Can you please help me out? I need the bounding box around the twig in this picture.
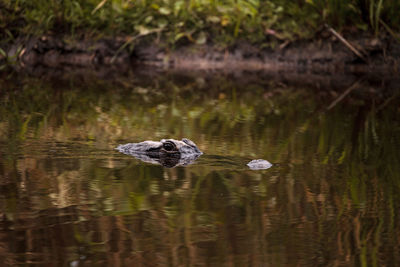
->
[380,19,400,42]
[327,78,364,110]
[325,24,368,63]
[111,28,164,63]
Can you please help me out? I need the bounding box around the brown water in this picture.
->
[0,69,399,266]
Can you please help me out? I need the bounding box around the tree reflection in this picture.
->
[0,70,399,266]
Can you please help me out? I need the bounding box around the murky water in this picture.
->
[0,69,399,266]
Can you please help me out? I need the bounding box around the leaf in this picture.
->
[174,32,187,41]
[5,29,14,40]
[151,4,160,10]
[221,17,230,26]
[174,0,185,15]
[375,0,383,33]
[135,25,151,35]
[159,7,171,15]
[157,18,168,28]
[144,16,153,24]
[92,0,108,14]
[207,16,220,24]
[0,48,6,58]
[195,31,207,45]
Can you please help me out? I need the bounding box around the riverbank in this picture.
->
[2,31,399,72]
[1,1,399,72]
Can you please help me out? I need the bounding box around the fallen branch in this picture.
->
[325,24,368,63]
[380,19,400,42]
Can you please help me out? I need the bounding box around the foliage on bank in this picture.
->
[1,0,400,48]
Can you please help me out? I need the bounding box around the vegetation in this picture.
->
[1,0,399,48]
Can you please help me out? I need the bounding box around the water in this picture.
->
[0,69,399,266]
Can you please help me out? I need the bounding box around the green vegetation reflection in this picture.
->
[0,72,399,265]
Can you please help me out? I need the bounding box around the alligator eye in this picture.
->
[163,142,175,152]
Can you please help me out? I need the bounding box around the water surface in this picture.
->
[0,69,399,266]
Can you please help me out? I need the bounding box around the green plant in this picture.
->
[0,0,399,49]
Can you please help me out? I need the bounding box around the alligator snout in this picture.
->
[116,138,202,167]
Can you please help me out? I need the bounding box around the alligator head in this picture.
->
[116,138,202,167]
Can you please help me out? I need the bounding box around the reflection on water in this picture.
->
[0,69,399,266]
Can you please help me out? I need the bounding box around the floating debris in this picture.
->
[247,159,272,170]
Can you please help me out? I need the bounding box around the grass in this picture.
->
[0,0,399,47]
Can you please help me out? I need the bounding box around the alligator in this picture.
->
[116,138,203,168]
[116,138,272,170]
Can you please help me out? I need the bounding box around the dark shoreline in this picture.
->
[3,58,399,98]
[2,33,400,73]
